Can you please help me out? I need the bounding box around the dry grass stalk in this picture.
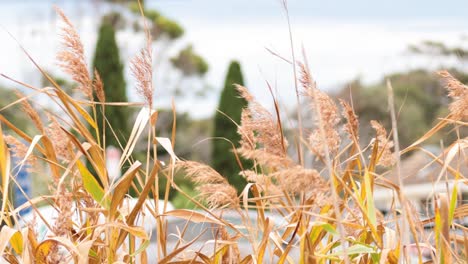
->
[197,183,239,209]
[437,193,453,263]
[237,109,256,151]
[46,114,72,163]
[15,91,44,134]
[93,69,105,102]
[4,135,36,169]
[52,187,73,237]
[240,170,265,186]
[299,63,341,158]
[178,161,239,208]
[438,70,468,121]
[131,48,153,107]
[299,61,351,264]
[77,188,100,229]
[55,7,92,99]
[4,5,468,263]
[370,120,395,167]
[340,99,359,141]
[240,170,281,195]
[47,186,74,263]
[238,147,294,170]
[274,166,328,195]
[236,85,290,167]
[308,128,340,158]
[218,226,240,263]
[178,160,227,184]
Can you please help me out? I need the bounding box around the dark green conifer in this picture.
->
[92,21,129,149]
[212,61,248,193]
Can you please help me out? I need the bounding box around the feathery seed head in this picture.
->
[178,161,239,208]
[15,92,44,134]
[93,69,105,102]
[46,115,72,163]
[131,48,153,107]
[340,99,359,140]
[300,62,341,157]
[236,85,289,165]
[4,135,36,170]
[275,166,328,194]
[438,70,468,120]
[55,7,93,98]
[371,120,395,167]
[196,183,239,209]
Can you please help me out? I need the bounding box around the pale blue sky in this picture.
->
[147,0,468,20]
[1,0,467,117]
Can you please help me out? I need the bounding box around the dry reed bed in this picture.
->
[0,6,467,264]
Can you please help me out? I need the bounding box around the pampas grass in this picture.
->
[0,6,466,264]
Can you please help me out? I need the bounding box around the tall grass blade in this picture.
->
[109,161,142,219]
[76,160,108,208]
[0,226,22,255]
[0,124,11,226]
[119,107,156,169]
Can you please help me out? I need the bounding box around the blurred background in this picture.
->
[1,0,467,209]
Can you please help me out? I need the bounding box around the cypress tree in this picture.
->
[212,61,248,193]
[92,21,129,149]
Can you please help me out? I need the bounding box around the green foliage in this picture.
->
[92,21,130,149]
[127,3,183,40]
[0,86,31,134]
[102,11,127,31]
[128,2,159,21]
[171,181,198,209]
[126,2,207,98]
[340,69,468,147]
[41,73,74,93]
[212,61,248,193]
[127,2,141,13]
[409,39,468,59]
[154,16,184,40]
[144,9,160,22]
[171,45,209,76]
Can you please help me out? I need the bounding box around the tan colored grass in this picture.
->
[93,69,105,102]
[236,85,291,168]
[15,91,44,134]
[274,165,328,195]
[240,170,281,196]
[177,161,239,208]
[299,63,341,158]
[371,120,396,167]
[55,6,92,99]
[2,6,468,264]
[4,135,36,169]
[46,114,72,163]
[340,99,359,141]
[197,183,239,209]
[438,70,468,121]
[131,48,153,107]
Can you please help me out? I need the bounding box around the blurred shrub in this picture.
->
[171,45,209,76]
[212,61,249,193]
